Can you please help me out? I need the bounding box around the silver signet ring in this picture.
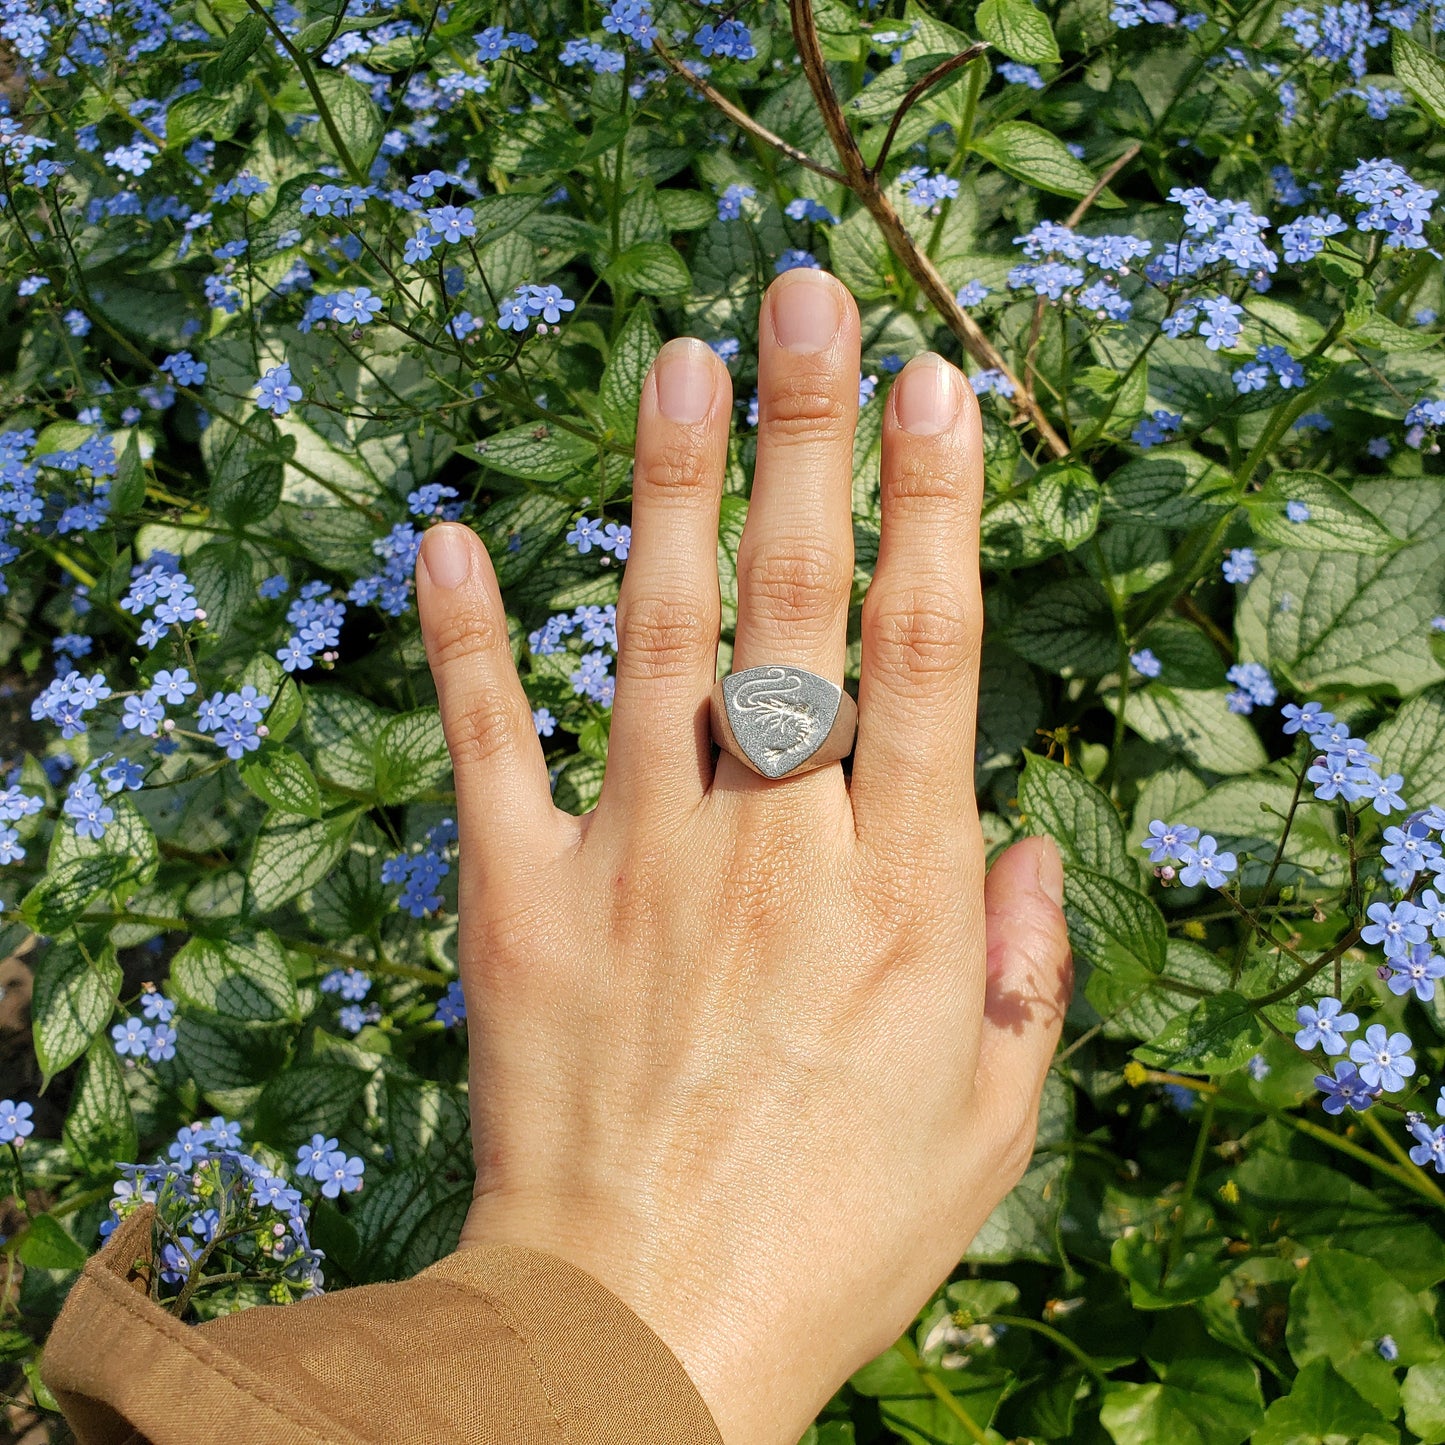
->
[710,665,858,780]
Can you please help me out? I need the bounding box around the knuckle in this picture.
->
[444,691,528,772]
[635,435,712,499]
[741,540,849,625]
[884,448,979,514]
[864,587,978,682]
[427,605,506,674]
[616,592,716,681]
[760,373,852,438]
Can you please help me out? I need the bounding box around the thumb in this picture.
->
[971,835,1072,1142]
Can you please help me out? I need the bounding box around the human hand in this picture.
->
[415,268,1071,1445]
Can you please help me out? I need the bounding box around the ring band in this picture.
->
[710,664,858,779]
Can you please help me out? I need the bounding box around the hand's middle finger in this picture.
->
[717,269,860,796]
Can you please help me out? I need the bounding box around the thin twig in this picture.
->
[868,45,989,180]
[785,0,1070,457]
[650,38,847,184]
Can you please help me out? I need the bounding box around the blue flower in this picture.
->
[1286,500,1311,522]
[1306,753,1371,804]
[1176,835,1237,888]
[1349,1024,1415,1092]
[1141,820,1201,864]
[567,516,606,554]
[1130,648,1162,677]
[717,183,755,222]
[1222,548,1256,584]
[319,1150,365,1198]
[1386,944,1445,1002]
[775,249,820,273]
[295,1134,339,1181]
[1281,701,1333,735]
[112,1016,153,1059]
[1361,900,1427,959]
[999,61,1045,88]
[1294,995,1357,1055]
[435,979,467,1026]
[533,707,557,738]
[955,280,989,307]
[1417,889,1445,940]
[0,1100,35,1144]
[255,363,303,416]
[1315,1060,1376,1114]
[1409,1121,1445,1174]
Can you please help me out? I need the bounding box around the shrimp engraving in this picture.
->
[733,667,820,765]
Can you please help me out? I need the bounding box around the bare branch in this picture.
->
[1065,142,1141,227]
[787,0,1069,457]
[651,37,847,185]
[868,44,990,181]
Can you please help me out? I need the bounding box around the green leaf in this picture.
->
[475,492,575,587]
[1237,480,1445,692]
[1133,990,1264,1074]
[1100,1350,1264,1445]
[999,577,1119,676]
[62,1038,137,1171]
[374,708,451,804]
[1256,1359,1398,1445]
[170,931,299,1022]
[973,121,1113,201]
[305,821,391,938]
[1404,1360,1445,1443]
[1029,462,1102,550]
[599,303,661,443]
[1244,472,1397,555]
[31,942,122,1083]
[239,746,323,819]
[1018,753,1131,879]
[313,69,384,172]
[1393,31,1445,126]
[164,85,252,147]
[1110,1232,1227,1309]
[16,1214,89,1272]
[1103,451,1236,529]
[348,1160,473,1281]
[1232,1149,1445,1291]
[467,422,596,484]
[176,1013,290,1111]
[603,241,692,297]
[247,809,361,914]
[1287,1249,1444,1416]
[976,0,1059,62]
[302,688,388,793]
[966,1071,1072,1264]
[254,1060,373,1143]
[1064,867,1167,975]
[203,12,268,91]
[110,431,146,515]
[1348,310,1440,353]
[1116,686,1269,776]
[1368,683,1445,809]
[21,855,128,934]
[383,1075,472,1166]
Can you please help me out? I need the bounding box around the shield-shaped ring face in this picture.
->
[720,665,843,779]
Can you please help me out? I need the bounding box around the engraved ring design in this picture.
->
[710,664,859,780]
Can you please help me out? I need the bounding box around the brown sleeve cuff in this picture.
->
[42,1205,724,1445]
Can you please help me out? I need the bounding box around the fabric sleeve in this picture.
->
[41,1204,724,1445]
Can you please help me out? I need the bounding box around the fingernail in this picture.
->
[769,270,843,354]
[1037,838,1065,909]
[422,524,472,590]
[655,338,716,423]
[894,354,961,435]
